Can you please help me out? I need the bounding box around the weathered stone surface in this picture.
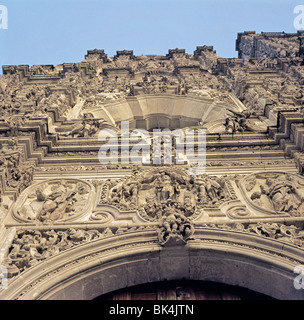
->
[0,31,304,300]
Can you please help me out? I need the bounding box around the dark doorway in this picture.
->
[94,280,275,300]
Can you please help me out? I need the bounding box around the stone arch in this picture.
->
[1,228,304,300]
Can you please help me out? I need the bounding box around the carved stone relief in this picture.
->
[158,212,195,246]
[2,220,303,281]
[239,172,304,217]
[3,228,113,278]
[99,169,235,222]
[205,222,304,249]
[58,113,117,139]
[0,145,34,204]
[13,179,94,224]
[1,33,304,299]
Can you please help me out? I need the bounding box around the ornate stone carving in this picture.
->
[3,228,105,277]
[6,116,25,137]
[224,110,251,133]
[224,109,267,134]
[13,179,94,223]
[59,114,116,138]
[1,34,304,300]
[0,146,34,202]
[4,220,303,281]
[158,212,194,246]
[206,222,304,249]
[2,225,159,279]
[89,211,114,223]
[226,205,251,219]
[100,169,234,222]
[240,172,304,216]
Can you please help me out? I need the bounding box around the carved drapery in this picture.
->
[240,172,304,217]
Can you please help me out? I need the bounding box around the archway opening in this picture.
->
[94,280,276,301]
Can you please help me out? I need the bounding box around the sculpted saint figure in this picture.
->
[249,174,304,216]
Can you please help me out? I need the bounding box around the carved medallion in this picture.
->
[100,168,233,222]
[240,172,304,217]
[13,179,94,223]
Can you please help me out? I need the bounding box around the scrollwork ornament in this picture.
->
[89,211,113,223]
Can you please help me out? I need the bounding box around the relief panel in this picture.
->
[239,172,304,217]
[12,179,95,224]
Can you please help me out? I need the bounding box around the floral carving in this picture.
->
[3,228,109,278]
[207,222,304,249]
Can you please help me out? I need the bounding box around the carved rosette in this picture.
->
[13,179,94,224]
[239,172,304,217]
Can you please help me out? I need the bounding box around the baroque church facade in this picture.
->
[0,31,304,299]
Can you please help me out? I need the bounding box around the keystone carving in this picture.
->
[157,212,195,246]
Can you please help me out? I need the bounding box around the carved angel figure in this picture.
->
[36,186,77,222]
[16,180,91,223]
[157,212,194,245]
[246,173,304,216]
[224,110,251,133]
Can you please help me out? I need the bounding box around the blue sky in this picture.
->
[0,0,302,69]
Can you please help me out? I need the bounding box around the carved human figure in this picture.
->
[248,174,304,216]
[264,178,301,214]
[111,177,140,207]
[154,172,175,202]
[36,185,77,222]
[195,176,225,204]
[16,180,92,223]
[183,191,194,215]
[224,110,251,133]
[61,115,109,138]
[157,211,194,245]
[144,197,159,219]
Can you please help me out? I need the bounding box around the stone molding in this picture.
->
[0,226,303,300]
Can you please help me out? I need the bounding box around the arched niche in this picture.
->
[84,94,236,130]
